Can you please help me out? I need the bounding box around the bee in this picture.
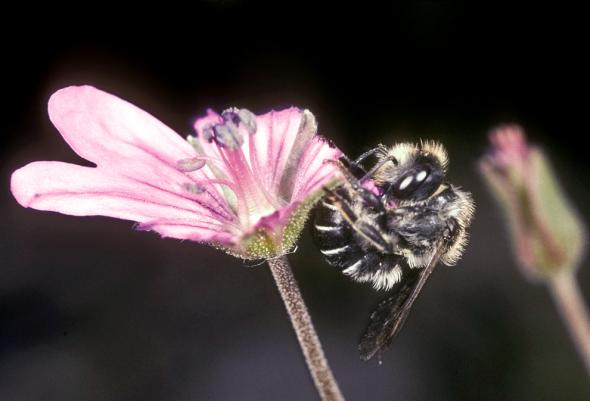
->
[312,141,474,361]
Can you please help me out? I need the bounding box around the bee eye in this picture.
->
[389,165,443,201]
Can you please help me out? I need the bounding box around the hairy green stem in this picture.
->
[548,272,590,375]
[267,256,345,401]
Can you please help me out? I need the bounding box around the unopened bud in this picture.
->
[480,125,586,281]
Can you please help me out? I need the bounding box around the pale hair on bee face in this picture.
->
[372,140,449,186]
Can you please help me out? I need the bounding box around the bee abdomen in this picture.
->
[313,227,364,270]
[342,253,404,291]
[313,198,363,270]
[313,196,406,290]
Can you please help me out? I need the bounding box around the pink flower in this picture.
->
[479,125,586,280]
[11,86,342,259]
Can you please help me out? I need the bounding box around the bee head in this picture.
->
[374,141,448,201]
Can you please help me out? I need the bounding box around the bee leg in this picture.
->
[340,154,368,177]
[355,146,385,164]
[359,151,398,182]
[341,146,386,168]
[326,159,365,189]
[339,146,394,182]
[349,146,387,166]
[324,159,385,213]
[324,187,396,254]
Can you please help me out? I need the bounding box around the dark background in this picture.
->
[2,2,589,400]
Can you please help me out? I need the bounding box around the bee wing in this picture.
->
[358,272,421,361]
[358,245,445,361]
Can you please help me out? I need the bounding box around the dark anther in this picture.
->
[201,107,257,150]
[222,107,257,135]
[221,107,240,125]
[236,108,257,134]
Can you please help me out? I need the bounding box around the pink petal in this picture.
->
[290,136,342,201]
[245,108,310,194]
[11,161,236,243]
[49,86,195,169]
[247,201,301,235]
[48,86,233,218]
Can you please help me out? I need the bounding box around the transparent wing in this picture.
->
[358,245,445,361]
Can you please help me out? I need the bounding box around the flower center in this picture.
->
[204,108,257,149]
[181,108,280,229]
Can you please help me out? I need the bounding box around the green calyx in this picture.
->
[215,179,341,261]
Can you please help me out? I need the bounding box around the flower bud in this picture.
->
[479,125,586,281]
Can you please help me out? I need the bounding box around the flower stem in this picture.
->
[267,256,345,401]
[548,272,590,375]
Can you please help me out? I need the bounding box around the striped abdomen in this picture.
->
[311,188,403,290]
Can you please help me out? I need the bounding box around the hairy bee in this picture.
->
[312,141,474,360]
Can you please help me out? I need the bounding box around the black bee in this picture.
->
[312,141,474,361]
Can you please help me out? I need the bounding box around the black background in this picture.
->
[2,2,590,400]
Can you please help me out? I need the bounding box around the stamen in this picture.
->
[202,124,215,143]
[221,108,240,124]
[222,107,257,135]
[183,182,206,194]
[236,108,257,134]
[214,121,243,149]
[205,178,239,216]
[193,178,238,193]
[184,137,230,170]
[176,157,206,172]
